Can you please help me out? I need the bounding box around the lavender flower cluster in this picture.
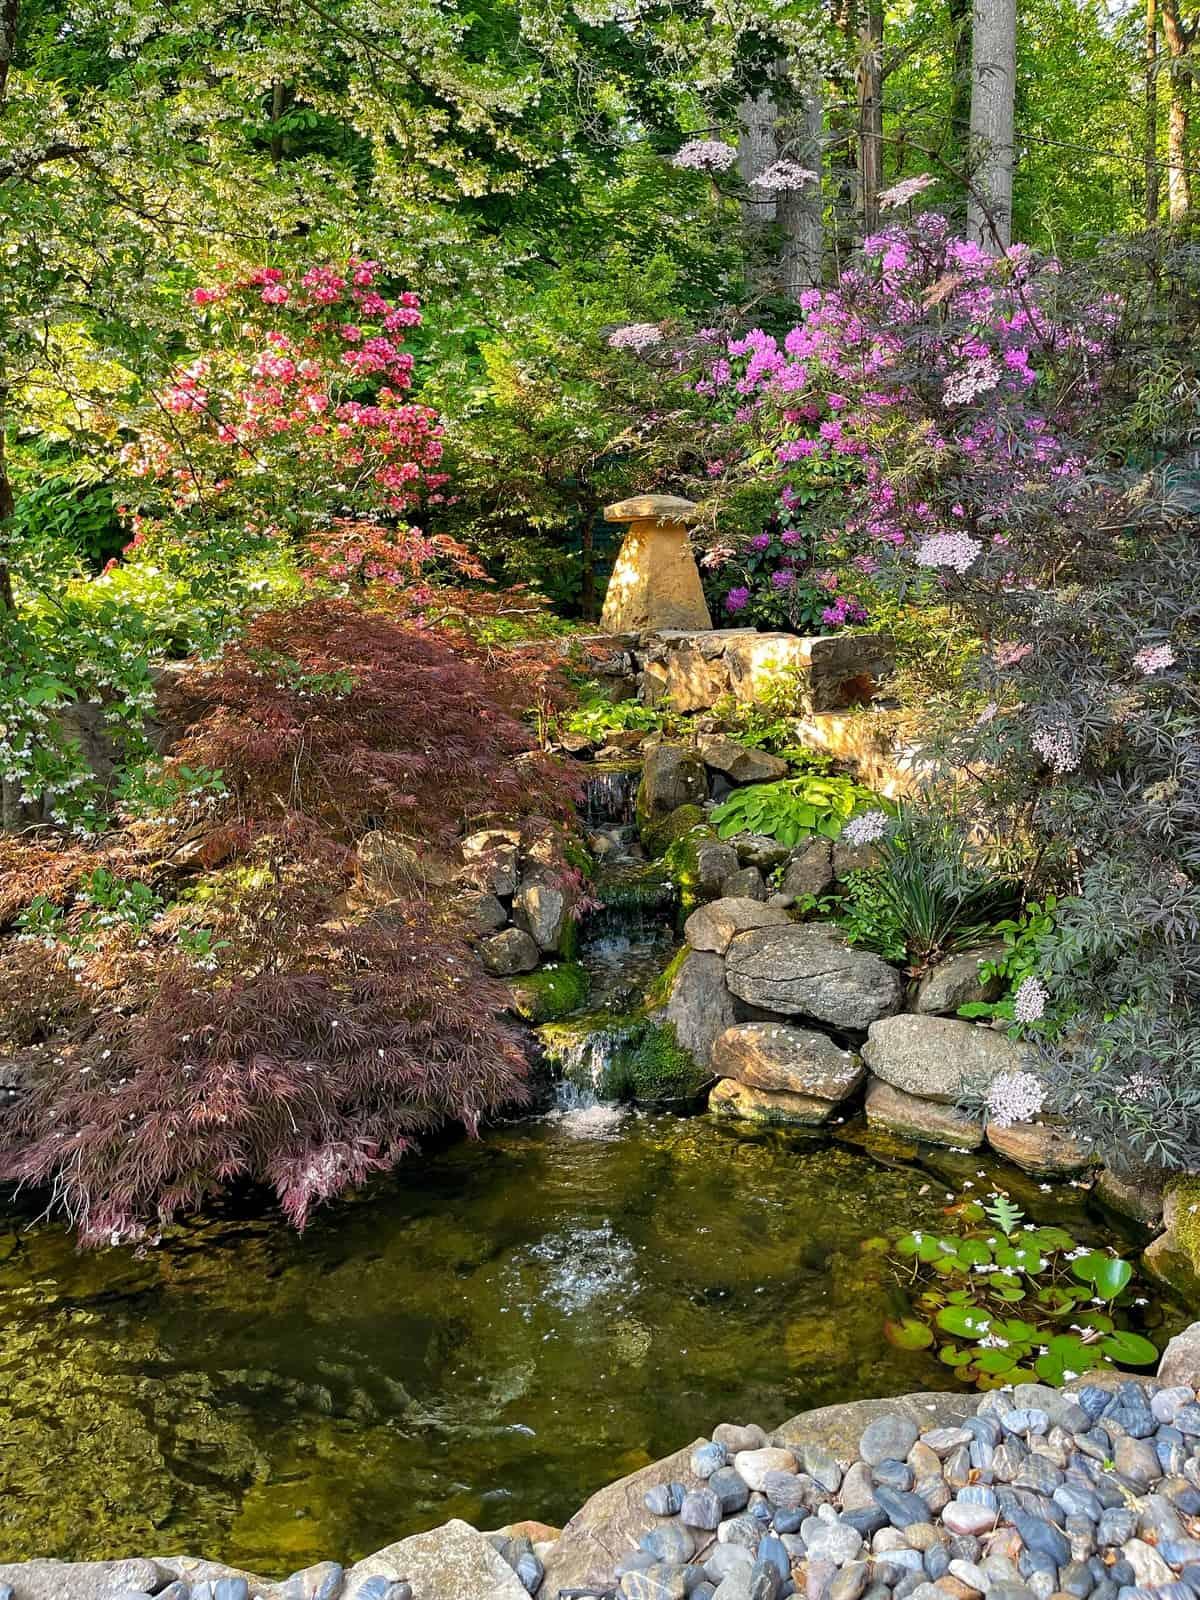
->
[985,1068,1046,1127]
[672,140,739,173]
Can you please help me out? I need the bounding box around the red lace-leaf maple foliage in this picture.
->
[0,898,530,1246]
[161,597,576,856]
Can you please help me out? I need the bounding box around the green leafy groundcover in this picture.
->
[709,775,883,848]
[870,1192,1159,1389]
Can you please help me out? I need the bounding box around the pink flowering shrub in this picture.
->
[120,258,453,588]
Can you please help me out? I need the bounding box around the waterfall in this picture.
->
[582,763,640,827]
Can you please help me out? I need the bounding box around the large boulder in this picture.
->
[637,743,708,821]
[699,736,788,785]
[862,1013,1030,1101]
[345,1518,528,1600]
[864,1078,985,1149]
[914,943,1005,1016]
[653,949,736,1068]
[709,1076,838,1127]
[724,924,903,1030]
[772,1390,976,1456]
[685,896,792,955]
[537,1437,711,1597]
[720,864,767,901]
[985,1119,1093,1176]
[1095,1166,1165,1228]
[712,1022,863,1102]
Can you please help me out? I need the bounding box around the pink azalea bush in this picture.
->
[120,259,453,588]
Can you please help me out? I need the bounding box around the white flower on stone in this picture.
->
[986,1068,1045,1127]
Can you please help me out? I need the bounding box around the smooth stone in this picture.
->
[1153,1388,1196,1425]
[1054,1487,1102,1523]
[842,1464,878,1512]
[805,1521,865,1566]
[716,1424,770,1454]
[803,1445,844,1495]
[712,1572,754,1600]
[916,1478,951,1516]
[958,1488,998,1509]
[696,1443,732,1478]
[924,1548,951,1581]
[764,1472,811,1511]
[944,1505,1001,1538]
[214,1585,250,1600]
[281,1563,345,1600]
[642,1524,697,1565]
[515,1551,543,1595]
[923,1429,974,1457]
[1113,1439,1161,1487]
[844,1508,889,1539]
[906,1525,942,1552]
[1122,1543,1174,1587]
[1065,1517,1095,1563]
[774,1509,806,1535]
[712,1467,753,1514]
[874,1462,916,1492]
[1010,1509,1071,1562]
[807,1558,837,1600]
[737,1449,800,1493]
[750,1564,782,1600]
[909,1443,943,1480]
[1059,1563,1093,1598]
[950,1562,990,1592]
[719,1515,763,1553]
[684,1489,725,1530]
[875,1488,933,1529]
[623,1567,689,1600]
[886,1554,931,1575]
[1028,1577,1055,1600]
[831,1565,871,1600]
[708,1546,756,1582]
[1097,1511,1137,1547]
[647,1482,689,1515]
[861,1418,922,1467]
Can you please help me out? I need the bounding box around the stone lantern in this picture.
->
[599,494,713,635]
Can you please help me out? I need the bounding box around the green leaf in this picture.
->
[975,1346,1023,1374]
[1071,1253,1133,1299]
[935,1305,995,1340]
[884,1317,935,1350]
[938,1344,974,1367]
[1099,1329,1158,1366]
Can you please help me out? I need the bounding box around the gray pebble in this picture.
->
[711,1467,752,1515]
[683,1488,725,1530]
[280,1564,345,1600]
[642,1522,696,1564]
[695,1442,731,1478]
[861,1418,920,1467]
[646,1481,688,1515]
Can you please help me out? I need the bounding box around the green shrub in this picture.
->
[710,775,881,847]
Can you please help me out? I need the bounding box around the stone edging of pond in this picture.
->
[6,1322,1200,1600]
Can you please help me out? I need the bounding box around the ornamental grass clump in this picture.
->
[876,1192,1160,1389]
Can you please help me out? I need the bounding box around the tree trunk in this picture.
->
[579,505,597,623]
[856,0,884,231]
[1146,0,1161,223]
[776,75,825,294]
[966,0,1017,248]
[948,0,973,165]
[0,0,18,613]
[737,89,778,223]
[1162,0,1192,222]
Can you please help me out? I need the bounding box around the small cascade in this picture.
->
[582,763,640,829]
[543,1018,643,1110]
[580,862,678,1011]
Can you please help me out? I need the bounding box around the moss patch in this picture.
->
[643,945,688,1012]
[641,804,706,859]
[509,962,590,1023]
[1166,1174,1200,1270]
[539,1011,709,1103]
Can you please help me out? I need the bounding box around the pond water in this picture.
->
[0,1110,1182,1578]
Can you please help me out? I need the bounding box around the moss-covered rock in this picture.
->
[640,803,706,860]
[539,1012,709,1103]
[509,962,590,1023]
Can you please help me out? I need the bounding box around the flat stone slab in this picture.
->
[684,896,792,955]
[865,1077,985,1149]
[537,1437,711,1596]
[862,1013,1030,1102]
[345,1517,528,1599]
[771,1391,978,1457]
[709,1075,839,1127]
[712,1022,863,1100]
[725,923,903,1030]
[985,1118,1093,1176]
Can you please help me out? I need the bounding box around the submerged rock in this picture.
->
[709,1077,839,1128]
[984,1120,1093,1177]
[864,1079,985,1149]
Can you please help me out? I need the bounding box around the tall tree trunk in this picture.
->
[0,0,18,613]
[948,0,973,165]
[966,0,1017,248]
[1162,0,1192,222]
[856,0,884,231]
[776,75,825,294]
[737,89,778,223]
[1147,0,1161,223]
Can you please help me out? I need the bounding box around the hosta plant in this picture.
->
[710,775,882,847]
[875,1192,1159,1389]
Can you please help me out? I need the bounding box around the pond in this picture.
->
[0,1110,1182,1578]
